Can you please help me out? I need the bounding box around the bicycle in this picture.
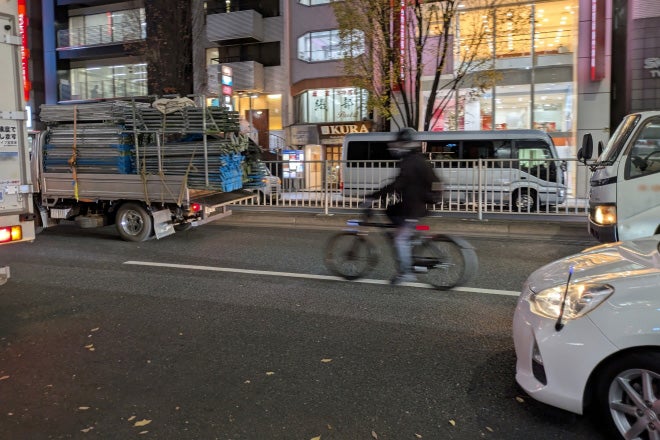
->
[323,214,478,289]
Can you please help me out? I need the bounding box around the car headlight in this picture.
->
[592,205,617,225]
[530,283,614,320]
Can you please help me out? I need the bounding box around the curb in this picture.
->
[222,209,594,242]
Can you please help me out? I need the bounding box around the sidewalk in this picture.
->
[223,208,595,242]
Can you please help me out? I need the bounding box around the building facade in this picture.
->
[27,0,660,177]
[204,0,287,152]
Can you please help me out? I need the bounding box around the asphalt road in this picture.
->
[0,221,605,440]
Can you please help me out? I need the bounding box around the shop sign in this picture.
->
[319,123,371,136]
[318,122,372,145]
[644,58,660,78]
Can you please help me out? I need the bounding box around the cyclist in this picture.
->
[362,127,441,285]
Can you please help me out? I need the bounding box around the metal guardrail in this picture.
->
[236,157,590,220]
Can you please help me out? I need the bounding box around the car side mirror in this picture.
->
[578,133,593,164]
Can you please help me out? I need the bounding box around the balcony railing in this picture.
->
[57,22,146,48]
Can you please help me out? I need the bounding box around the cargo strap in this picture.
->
[67,105,79,200]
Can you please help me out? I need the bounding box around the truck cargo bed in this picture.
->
[42,172,189,204]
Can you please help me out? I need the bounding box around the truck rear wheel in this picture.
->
[116,202,153,242]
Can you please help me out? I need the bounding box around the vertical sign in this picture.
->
[590,0,605,81]
[221,65,233,110]
[17,0,30,101]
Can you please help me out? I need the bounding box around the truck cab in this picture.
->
[578,111,660,242]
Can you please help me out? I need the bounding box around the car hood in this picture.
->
[528,235,660,293]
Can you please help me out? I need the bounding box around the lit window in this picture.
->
[297,30,364,62]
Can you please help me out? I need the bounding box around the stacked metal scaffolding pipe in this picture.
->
[38,100,247,190]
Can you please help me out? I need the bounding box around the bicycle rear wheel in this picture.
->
[324,232,377,280]
[413,237,478,289]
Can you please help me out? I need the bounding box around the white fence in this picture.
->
[239,158,590,219]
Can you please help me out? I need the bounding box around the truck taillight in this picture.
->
[0,226,22,243]
[190,203,201,213]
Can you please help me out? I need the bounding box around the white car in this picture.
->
[513,235,660,440]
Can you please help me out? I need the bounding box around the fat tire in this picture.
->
[324,232,377,280]
[592,351,660,440]
[116,202,153,242]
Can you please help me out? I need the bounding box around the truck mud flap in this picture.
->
[191,190,256,226]
[153,209,175,239]
[0,266,9,286]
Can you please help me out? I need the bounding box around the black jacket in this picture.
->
[370,152,438,220]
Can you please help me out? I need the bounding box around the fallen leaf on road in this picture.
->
[486,426,494,432]
[515,396,525,403]
[449,419,456,426]
[127,416,136,421]
[0,376,9,381]
[266,371,275,376]
[134,419,152,427]
[371,430,378,439]
[244,380,251,384]
[310,436,321,440]
[78,407,90,411]
[415,434,423,438]
[139,431,149,435]
[90,328,99,332]
[81,426,94,433]
[321,358,332,363]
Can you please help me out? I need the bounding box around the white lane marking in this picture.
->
[123,260,519,297]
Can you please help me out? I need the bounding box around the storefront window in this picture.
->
[533,82,573,132]
[495,84,531,129]
[295,88,368,123]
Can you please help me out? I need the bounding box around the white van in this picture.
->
[341,130,567,211]
[578,111,660,242]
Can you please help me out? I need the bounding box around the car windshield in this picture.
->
[599,114,641,163]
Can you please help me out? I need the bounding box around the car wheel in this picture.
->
[593,351,660,440]
[116,202,153,242]
[513,188,538,212]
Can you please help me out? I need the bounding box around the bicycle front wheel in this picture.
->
[324,232,377,280]
[413,237,477,289]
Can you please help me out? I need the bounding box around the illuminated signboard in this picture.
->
[17,0,30,101]
[590,0,605,81]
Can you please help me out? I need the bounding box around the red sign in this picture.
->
[590,0,605,81]
[18,0,30,101]
[221,85,232,96]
